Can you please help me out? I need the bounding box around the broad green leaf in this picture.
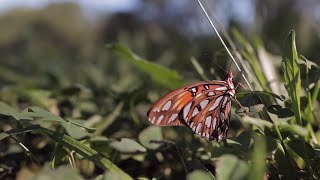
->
[61,121,88,140]
[247,135,266,180]
[282,30,301,124]
[187,170,214,180]
[138,126,163,150]
[0,101,31,120]
[39,127,133,180]
[286,139,315,159]
[27,106,65,123]
[274,142,297,180]
[110,138,147,154]
[33,164,83,180]
[90,136,112,154]
[216,154,249,180]
[103,171,122,180]
[66,118,96,133]
[237,91,285,102]
[267,105,294,122]
[107,43,184,89]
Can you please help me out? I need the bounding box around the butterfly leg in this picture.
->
[235,82,249,91]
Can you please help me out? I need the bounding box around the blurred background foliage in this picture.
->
[0,0,319,179]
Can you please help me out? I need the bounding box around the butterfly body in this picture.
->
[147,71,236,141]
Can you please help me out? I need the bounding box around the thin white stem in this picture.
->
[196,0,253,91]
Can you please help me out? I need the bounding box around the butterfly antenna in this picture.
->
[213,61,227,73]
[196,0,253,91]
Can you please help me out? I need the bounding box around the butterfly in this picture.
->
[147,71,244,141]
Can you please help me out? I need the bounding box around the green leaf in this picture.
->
[34,164,83,180]
[282,30,301,124]
[278,123,308,137]
[61,121,88,140]
[247,135,266,180]
[274,142,297,179]
[39,127,133,180]
[237,91,285,102]
[187,170,214,180]
[138,126,163,150]
[267,105,294,121]
[216,154,249,180]
[0,102,32,120]
[27,106,65,123]
[107,43,184,89]
[110,138,147,154]
[0,132,9,141]
[241,115,273,130]
[103,171,122,180]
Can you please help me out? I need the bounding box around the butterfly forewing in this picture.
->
[147,71,236,141]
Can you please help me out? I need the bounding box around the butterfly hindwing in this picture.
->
[182,88,232,141]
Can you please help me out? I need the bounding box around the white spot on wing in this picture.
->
[196,123,202,134]
[192,107,199,117]
[205,116,212,127]
[192,125,196,131]
[212,117,217,130]
[215,86,228,91]
[208,96,223,111]
[208,91,215,96]
[220,112,225,123]
[162,101,172,111]
[151,116,156,123]
[183,102,192,119]
[195,93,202,98]
[200,100,209,109]
[168,113,178,123]
[190,122,194,127]
[222,97,228,108]
[157,115,164,125]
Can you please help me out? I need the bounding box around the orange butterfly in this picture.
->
[147,71,243,141]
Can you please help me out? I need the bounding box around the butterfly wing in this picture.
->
[147,80,227,126]
[186,94,232,141]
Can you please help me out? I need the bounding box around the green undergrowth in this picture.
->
[1,30,320,180]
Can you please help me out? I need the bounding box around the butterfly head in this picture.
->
[224,71,234,81]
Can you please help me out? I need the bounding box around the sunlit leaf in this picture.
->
[187,170,214,180]
[61,121,88,140]
[216,154,249,180]
[138,126,163,150]
[39,127,133,180]
[110,138,147,154]
[0,101,32,120]
[107,43,184,89]
[27,106,65,123]
[274,142,297,179]
[247,135,266,180]
[282,30,301,124]
[32,164,83,180]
